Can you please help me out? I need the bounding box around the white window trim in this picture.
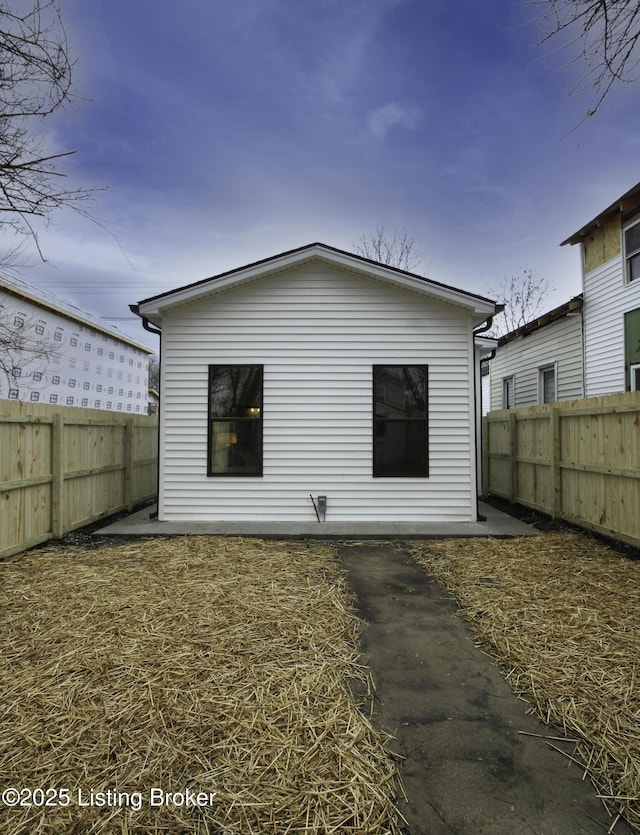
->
[631,363,640,391]
[623,216,640,284]
[538,362,558,404]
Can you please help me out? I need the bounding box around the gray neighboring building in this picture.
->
[561,181,640,396]
[489,296,584,410]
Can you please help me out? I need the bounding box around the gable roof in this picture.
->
[133,242,497,326]
[0,273,152,353]
[561,181,640,246]
[497,295,583,347]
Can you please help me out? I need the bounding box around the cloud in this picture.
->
[367,102,420,139]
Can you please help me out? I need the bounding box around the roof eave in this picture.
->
[136,243,497,320]
[561,181,640,246]
[1,278,153,353]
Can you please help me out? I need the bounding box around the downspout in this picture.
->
[472,307,503,521]
[130,304,162,519]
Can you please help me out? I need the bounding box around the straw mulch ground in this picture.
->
[410,533,640,834]
[0,537,403,834]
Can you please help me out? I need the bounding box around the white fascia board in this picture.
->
[137,245,496,323]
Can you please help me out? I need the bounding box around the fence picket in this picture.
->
[483,392,640,548]
[0,401,158,557]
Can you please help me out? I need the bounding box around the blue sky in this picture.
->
[19,0,640,350]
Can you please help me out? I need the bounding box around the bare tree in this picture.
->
[0,303,60,391]
[0,0,94,259]
[533,0,640,116]
[487,269,552,337]
[354,226,425,273]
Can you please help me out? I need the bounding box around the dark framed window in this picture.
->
[208,365,263,476]
[624,217,640,282]
[373,365,428,477]
[503,376,514,409]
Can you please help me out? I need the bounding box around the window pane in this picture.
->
[541,367,555,403]
[210,366,262,417]
[374,366,426,418]
[629,252,640,281]
[625,221,640,256]
[374,420,427,477]
[503,377,514,409]
[210,420,262,475]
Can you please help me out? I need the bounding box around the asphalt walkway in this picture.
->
[338,543,630,835]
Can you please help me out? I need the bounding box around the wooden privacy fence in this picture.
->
[483,391,640,549]
[0,400,158,558]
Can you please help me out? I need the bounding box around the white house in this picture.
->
[133,243,498,524]
[489,296,584,410]
[562,181,640,396]
[0,274,152,412]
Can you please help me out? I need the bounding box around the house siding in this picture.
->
[583,256,640,396]
[0,286,151,412]
[489,312,583,408]
[159,263,477,523]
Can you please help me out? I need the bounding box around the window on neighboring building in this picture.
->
[503,376,515,409]
[30,391,40,401]
[539,363,557,404]
[373,365,428,477]
[624,217,640,282]
[49,394,58,404]
[33,371,42,381]
[208,365,263,476]
[625,308,640,390]
[8,389,18,399]
[14,316,24,328]
[631,364,640,391]
[66,396,74,405]
[35,322,45,335]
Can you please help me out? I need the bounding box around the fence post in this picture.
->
[509,410,518,502]
[51,413,64,539]
[124,419,134,512]
[550,407,561,519]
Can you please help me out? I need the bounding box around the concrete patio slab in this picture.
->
[96,501,539,539]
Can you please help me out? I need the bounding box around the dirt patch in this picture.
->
[410,534,640,833]
[482,495,640,561]
[0,537,402,834]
